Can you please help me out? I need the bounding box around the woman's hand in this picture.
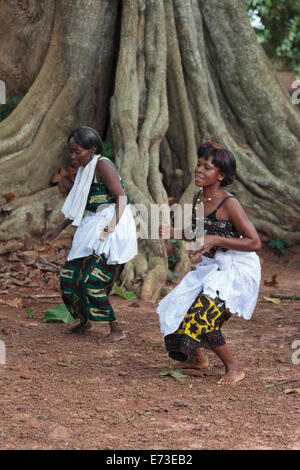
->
[99,225,115,242]
[42,227,62,245]
[190,235,217,262]
[42,219,72,245]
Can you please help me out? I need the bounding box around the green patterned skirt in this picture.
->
[164,293,232,362]
[60,254,124,323]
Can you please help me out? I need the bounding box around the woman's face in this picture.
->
[195,156,223,187]
[68,138,95,168]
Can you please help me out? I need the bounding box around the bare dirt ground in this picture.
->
[0,241,299,450]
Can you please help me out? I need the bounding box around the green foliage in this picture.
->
[167,272,180,281]
[0,97,19,122]
[268,238,290,256]
[102,140,114,158]
[168,239,183,269]
[168,254,178,266]
[159,369,187,379]
[244,0,300,75]
[26,308,34,319]
[112,284,137,300]
[43,304,76,323]
[170,238,184,248]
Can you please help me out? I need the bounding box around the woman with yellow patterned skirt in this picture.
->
[43,126,137,342]
[157,142,261,385]
[164,292,232,361]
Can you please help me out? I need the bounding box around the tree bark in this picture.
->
[1,0,300,299]
[0,0,119,194]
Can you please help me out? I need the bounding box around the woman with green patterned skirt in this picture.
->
[43,126,137,341]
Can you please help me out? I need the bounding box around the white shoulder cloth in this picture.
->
[61,154,100,226]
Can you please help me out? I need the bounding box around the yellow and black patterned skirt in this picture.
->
[60,254,124,323]
[164,293,232,362]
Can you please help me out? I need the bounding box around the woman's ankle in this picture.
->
[110,321,122,333]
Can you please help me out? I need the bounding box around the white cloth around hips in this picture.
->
[157,249,261,337]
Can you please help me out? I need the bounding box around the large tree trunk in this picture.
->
[1,0,300,300]
[0,0,119,190]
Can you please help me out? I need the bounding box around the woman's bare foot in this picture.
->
[69,320,92,334]
[217,366,245,385]
[211,344,245,385]
[103,331,126,342]
[175,349,209,369]
[103,321,126,343]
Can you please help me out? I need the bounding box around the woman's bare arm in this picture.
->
[195,198,261,255]
[96,159,127,231]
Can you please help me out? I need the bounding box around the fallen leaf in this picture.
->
[264,274,279,287]
[43,304,75,324]
[20,372,31,380]
[51,167,77,194]
[284,388,300,394]
[8,251,22,262]
[129,302,140,308]
[0,240,24,255]
[11,279,31,287]
[263,297,281,305]
[50,171,62,184]
[50,237,72,248]
[159,369,187,379]
[175,368,205,377]
[3,192,18,201]
[159,370,171,376]
[112,285,137,301]
[0,297,22,308]
[275,357,286,364]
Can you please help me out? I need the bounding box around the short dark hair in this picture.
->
[197,141,236,186]
[68,126,103,155]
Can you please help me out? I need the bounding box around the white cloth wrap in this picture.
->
[67,204,138,265]
[61,154,137,265]
[62,154,100,226]
[157,249,261,337]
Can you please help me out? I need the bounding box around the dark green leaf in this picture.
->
[42,304,76,324]
[26,309,34,319]
[159,369,187,379]
[113,285,137,301]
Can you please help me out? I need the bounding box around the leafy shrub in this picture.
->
[268,238,290,256]
[244,0,300,76]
